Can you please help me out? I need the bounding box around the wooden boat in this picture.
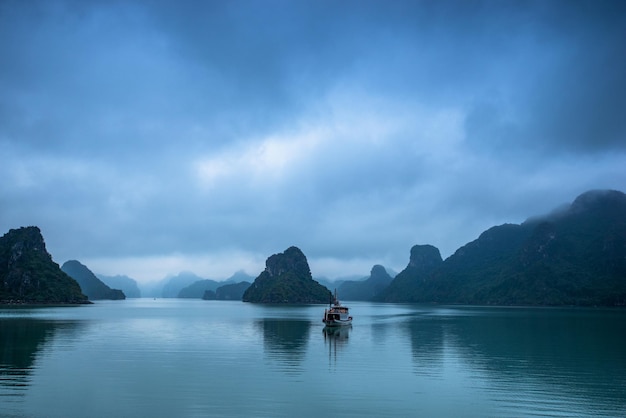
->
[322,289,352,327]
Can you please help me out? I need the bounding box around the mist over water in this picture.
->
[1,300,624,417]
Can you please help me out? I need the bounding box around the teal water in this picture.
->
[1,299,625,417]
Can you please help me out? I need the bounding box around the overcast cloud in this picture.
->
[1,0,625,282]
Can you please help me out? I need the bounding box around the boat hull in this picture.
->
[322,318,352,327]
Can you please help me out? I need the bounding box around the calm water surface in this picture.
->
[1,299,625,417]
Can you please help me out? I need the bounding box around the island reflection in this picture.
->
[256,318,311,374]
[403,307,626,412]
[0,318,80,399]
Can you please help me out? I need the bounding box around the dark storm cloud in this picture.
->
[4,0,622,155]
[462,0,626,154]
[1,0,625,280]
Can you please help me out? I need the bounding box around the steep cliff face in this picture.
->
[0,226,88,304]
[242,246,330,303]
[408,245,444,271]
[61,260,125,300]
[376,245,443,302]
[264,247,312,278]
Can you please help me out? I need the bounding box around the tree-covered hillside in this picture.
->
[376,245,443,302]
[378,190,626,306]
[0,227,88,304]
[243,246,330,303]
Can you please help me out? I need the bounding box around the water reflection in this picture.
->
[323,326,350,368]
[256,319,311,374]
[403,318,445,377]
[403,307,626,415]
[322,325,351,341]
[0,318,79,400]
[451,309,626,411]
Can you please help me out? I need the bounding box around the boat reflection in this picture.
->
[323,325,351,341]
[323,325,351,368]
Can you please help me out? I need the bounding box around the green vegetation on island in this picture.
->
[378,190,626,306]
[242,246,330,303]
[375,244,443,302]
[3,189,624,307]
[0,227,89,304]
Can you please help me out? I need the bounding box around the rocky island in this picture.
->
[0,226,89,304]
[242,246,330,303]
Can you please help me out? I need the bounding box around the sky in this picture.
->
[1,0,625,282]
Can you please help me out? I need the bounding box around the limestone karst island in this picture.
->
[1,189,625,306]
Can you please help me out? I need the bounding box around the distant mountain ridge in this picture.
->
[178,279,226,298]
[62,260,125,300]
[338,265,394,301]
[179,271,254,298]
[203,281,251,300]
[161,272,203,298]
[98,274,141,298]
[378,189,626,306]
[0,227,88,304]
